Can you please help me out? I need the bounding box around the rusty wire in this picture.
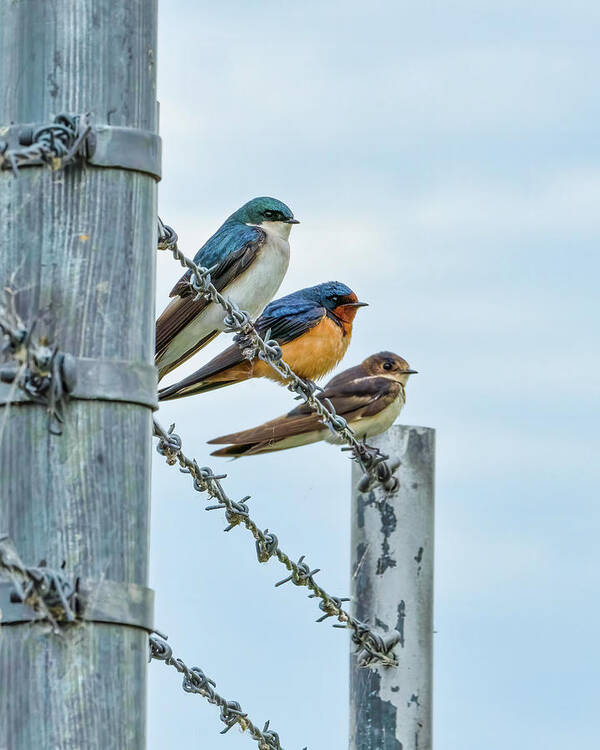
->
[153,418,399,668]
[157,220,398,493]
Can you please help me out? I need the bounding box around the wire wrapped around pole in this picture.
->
[0,286,76,434]
[0,113,91,175]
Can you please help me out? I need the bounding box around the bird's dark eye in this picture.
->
[264,210,275,218]
[383,361,394,370]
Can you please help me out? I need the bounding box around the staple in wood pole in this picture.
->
[350,425,435,750]
[0,2,158,748]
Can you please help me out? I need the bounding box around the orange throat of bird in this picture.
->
[331,304,359,332]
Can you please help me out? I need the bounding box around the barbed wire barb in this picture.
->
[149,632,306,750]
[0,286,76,434]
[153,418,399,668]
[157,220,398,492]
[0,535,76,633]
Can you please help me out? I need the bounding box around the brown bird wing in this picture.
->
[209,375,400,446]
[318,362,369,391]
[159,298,328,400]
[155,233,265,360]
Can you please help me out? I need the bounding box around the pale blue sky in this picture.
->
[149,2,599,747]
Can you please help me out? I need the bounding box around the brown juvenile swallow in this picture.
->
[208,351,416,457]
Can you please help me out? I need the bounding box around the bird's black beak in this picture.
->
[342,301,368,308]
[286,218,300,224]
[405,369,418,374]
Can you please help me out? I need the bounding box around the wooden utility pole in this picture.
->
[350,425,435,750]
[0,2,158,748]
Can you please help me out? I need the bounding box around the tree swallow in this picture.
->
[155,196,299,380]
[158,281,368,400]
[207,352,417,456]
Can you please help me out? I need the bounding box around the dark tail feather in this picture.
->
[157,343,251,401]
[210,443,255,457]
[156,329,220,382]
[211,440,278,457]
[159,379,237,401]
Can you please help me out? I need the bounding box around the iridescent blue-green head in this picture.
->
[305,281,368,323]
[228,197,299,229]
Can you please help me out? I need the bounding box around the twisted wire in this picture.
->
[0,536,76,631]
[0,286,76,434]
[157,220,398,492]
[0,113,90,175]
[153,418,399,668]
[149,633,304,749]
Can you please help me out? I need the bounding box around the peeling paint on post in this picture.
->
[350,425,435,750]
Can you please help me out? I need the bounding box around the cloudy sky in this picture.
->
[149,2,599,748]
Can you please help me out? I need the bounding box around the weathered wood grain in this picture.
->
[0,2,158,748]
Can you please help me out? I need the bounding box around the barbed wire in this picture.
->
[0,113,90,176]
[0,535,76,632]
[149,633,304,750]
[1,535,299,746]
[153,418,399,668]
[0,286,75,434]
[157,220,398,493]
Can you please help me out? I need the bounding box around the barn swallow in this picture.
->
[155,196,298,380]
[158,281,367,401]
[207,352,416,457]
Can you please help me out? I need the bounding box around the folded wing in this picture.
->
[158,298,326,401]
[155,224,265,368]
[209,374,401,456]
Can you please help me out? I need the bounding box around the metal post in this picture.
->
[350,425,435,750]
[0,2,158,749]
